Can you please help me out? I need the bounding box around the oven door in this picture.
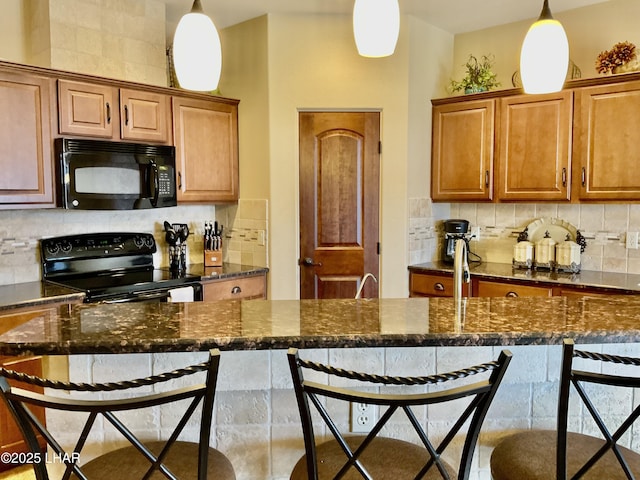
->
[97,283,203,304]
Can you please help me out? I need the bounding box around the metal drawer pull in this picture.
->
[581,167,586,187]
[231,286,242,294]
[562,167,567,186]
[506,291,519,297]
[106,102,111,124]
[434,282,445,292]
[124,105,129,125]
[485,170,489,187]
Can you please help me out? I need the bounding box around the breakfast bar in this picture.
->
[1,297,639,480]
[2,296,640,355]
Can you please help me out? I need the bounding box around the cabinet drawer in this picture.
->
[203,275,266,301]
[475,280,552,298]
[410,273,454,297]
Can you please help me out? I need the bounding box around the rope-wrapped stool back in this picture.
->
[0,361,210,392]
[573,349,640,367]
[297,358,500,386]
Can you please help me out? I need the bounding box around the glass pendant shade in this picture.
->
[172,0,222,91]
[353,0,400,58]
[520,0,569,94]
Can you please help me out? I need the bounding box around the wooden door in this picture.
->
[574,80,640,200]
[120,89,171,144]
[58,79,117,138]
[172,96,239,203]
[299,112,380,299]
[496,91,572,201]
[0,71,55,207]
[431,99,495,201]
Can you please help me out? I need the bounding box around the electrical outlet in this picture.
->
[627,231,639,249]
[350,402,376,432]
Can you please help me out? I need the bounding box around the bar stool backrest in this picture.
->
[0,349,227,480]
[557,339,640,479]
[287,347,512,480]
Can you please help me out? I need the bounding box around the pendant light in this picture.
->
[520,0,569,94]
[172,0,222,91]
[353,0,400,58]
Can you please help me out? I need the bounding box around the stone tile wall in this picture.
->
[54,343,640,480]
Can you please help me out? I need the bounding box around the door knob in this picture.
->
[299,257,322,267]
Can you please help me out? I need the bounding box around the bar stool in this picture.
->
[491,339,640,479]
[0,349,235,480]
[287,347,512,479]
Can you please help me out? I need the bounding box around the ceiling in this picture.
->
[164,0,611,38]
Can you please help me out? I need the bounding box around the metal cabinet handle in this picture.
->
[581,167,586,187]
[562,167,567,187]
[106,102,111,124]
[506,291,519,297]
[231,286,242,294]
[299,257,322,267]
[124,105,129,126]
[485,170,490,187]
[178,171,182,189]
[434,282,445,292]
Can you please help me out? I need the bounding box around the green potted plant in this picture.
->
[449,54,500,94]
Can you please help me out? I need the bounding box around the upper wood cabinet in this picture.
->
[172,96,239,203]
[573,79,640,201]
[0,70,55,208]
[58,80,171,144]
[431,99,495,201]
[496,91,573,201]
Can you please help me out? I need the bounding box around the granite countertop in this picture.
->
[409,261,640,293]
[0,282,85,312]
[189,263,269,281]
[1,296,640,355]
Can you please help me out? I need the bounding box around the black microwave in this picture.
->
[55,138,177,210]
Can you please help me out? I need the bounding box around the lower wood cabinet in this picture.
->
[409,270,635,298]
[202,273,267,301]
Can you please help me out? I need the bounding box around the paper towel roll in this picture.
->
[168,286,194,302]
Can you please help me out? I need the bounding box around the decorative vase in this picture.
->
[464,85,488,94]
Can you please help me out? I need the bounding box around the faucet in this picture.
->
[355,273,378,299]
[453,238,470,301]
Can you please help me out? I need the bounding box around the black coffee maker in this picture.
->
[442,219,470,264]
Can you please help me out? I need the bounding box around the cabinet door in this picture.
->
[496,91,572,201]
[58,79,117,138]
[574,80,640,200]
[120,88,171,144]
[0,71,55,207]
[173,96,239,202]
[431,99,494,201]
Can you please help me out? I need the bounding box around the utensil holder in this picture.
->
[169,243,187,272]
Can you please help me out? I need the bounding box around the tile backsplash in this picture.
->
[409,199,640,275]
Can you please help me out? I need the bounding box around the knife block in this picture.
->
[204,248,223,267]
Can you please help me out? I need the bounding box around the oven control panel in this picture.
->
[41,232,157,261]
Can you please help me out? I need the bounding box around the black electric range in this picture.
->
[40,232,202,303]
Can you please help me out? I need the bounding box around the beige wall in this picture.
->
[0,0,27,62]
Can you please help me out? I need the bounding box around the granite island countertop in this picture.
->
[409,261,640,293]
[2,296,640,355]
